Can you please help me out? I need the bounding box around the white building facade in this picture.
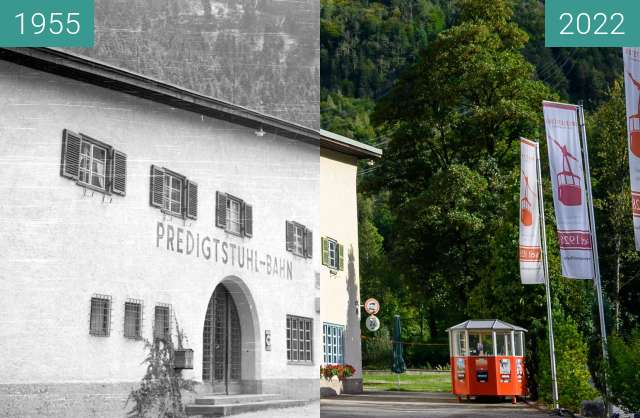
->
[319,131,381,395]
[0,48,322,416]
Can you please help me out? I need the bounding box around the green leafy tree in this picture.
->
[608,330,640,412]
[537,315,598,412]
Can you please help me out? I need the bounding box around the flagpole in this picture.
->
[536,142,560,413]
[577,104,609,402]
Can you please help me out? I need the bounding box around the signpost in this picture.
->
[365,315,381,332]
[364,298,380,315]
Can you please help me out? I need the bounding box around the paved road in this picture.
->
[321,392,550,418]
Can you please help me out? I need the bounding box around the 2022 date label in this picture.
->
[546,0,639,47]
[0,0,93,47]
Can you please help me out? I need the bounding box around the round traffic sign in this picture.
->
[365,315,381,332]
[364,298,380,315]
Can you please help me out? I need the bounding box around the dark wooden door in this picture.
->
[203,285,242,394]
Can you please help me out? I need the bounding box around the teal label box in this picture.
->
[546,0,640,47]
[0,0,94,47]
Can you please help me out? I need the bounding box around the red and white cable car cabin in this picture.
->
[447,320,527,403]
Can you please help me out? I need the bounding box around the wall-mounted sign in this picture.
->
[364,298,380,315]
[365,315,380,332]
[500,358,511,383]
[456,358,466,381]
[155,222,294,280]
[265,330,271,351]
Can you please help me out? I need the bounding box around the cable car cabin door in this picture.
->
[203,285,242,395]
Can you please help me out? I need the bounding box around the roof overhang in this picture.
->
[0,47,320,145]
[446,319,527,333]
[320,129,383,159]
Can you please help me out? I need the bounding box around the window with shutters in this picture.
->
[226,196,242,235]
[163,173,183,217]
[154,304,171,341]
[149,166,198,220]
[287,315,313,364]
[323,323,345,364]
[124,299,143,340]
[215,192,253,238]
[89,294,111,337]
[60,129,127,195]
[79,141,107,190]
[322,237,343,271]
[285,221,313,258]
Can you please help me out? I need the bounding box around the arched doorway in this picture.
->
[202,283,242,394]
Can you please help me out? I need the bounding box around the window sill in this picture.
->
[287,361,315,366]
[76,181,110,195]
[160,209,186,220]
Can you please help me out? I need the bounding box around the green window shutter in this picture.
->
[286,221,294,252]
[111,149,127,196]
[304,228,313,258]
[149,165,164,208]
[243,203,253,237]
[321,237,329,266]
[215,191,227,228]
[338,244,344,271]
[185,180,198,220]
[60,129,81,179]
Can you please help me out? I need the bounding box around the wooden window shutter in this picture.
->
[286,221,294,252]
[111,149,127,196]
[321,237,329,266]
[60,129,81,179]
[149,165,164,208]
[304,228,313,258]
[338,243,345,271]
[185,180,198,220]
[215,191,227,228]
[243,203,253,237]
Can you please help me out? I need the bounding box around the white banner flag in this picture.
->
[519,138,545,284]
[543,101,594,279]
[623,48,640,250]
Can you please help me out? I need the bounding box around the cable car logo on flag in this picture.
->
[543,101,595,280]
[551,136,582,207]
[520,172,535,226]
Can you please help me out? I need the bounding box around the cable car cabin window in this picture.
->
[515,331,525,356]
[455,331,467,356]
[79,141,107,190]
[226,197,242,235]
[496,332,512,356]
[469,332,494,356]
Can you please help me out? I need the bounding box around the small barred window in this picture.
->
[124,299,143,339]
[89,295,111,337]
[154,304,171,341]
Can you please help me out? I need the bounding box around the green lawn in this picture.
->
[363,370,452,392]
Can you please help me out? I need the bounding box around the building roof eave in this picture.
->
[319,129,383,159]
[0,47,320,145]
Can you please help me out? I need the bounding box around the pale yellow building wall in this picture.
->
[319,147,363,391]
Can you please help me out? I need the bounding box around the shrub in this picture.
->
[126,321,196,417]
[536,316,599,412]
[608,330,640,412]
[362,326,393,369]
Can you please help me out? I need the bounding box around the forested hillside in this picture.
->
[70,0,319,128]
[321,0,640,408]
